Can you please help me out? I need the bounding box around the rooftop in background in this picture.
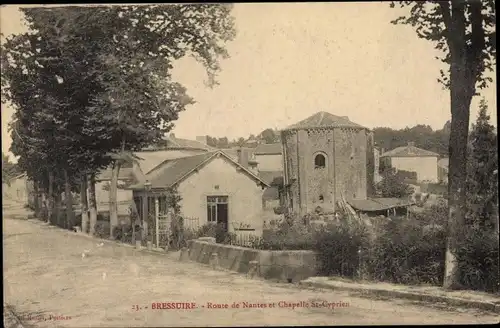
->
[144,134,215,152]
[95,167,136,182]
[134,149,203,175]
[348,198,415,212]
[254,143,283,155]
[283,111,367,131]
[219,147,255,161]
[381,142,439,158]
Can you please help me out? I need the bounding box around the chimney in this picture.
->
[196,135,208,145]
[248,153,259,175]
[408,141,415,147]
[237,147,249,168]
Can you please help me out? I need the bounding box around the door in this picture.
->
[207,196,229,232]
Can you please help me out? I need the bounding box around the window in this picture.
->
[158,195,167,215]
[207,196,228,223]
[314,154,326,169]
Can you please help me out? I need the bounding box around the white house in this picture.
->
[380,142,440,183]
[129,150,270,236]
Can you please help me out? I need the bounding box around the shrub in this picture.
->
[456,227,499,293]
[195,223,232,244]
[367,217,446,285]
[313,221,371,278]
[113,225,133,244]
[255,220,314,250]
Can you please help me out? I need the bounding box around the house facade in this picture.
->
[281,111,373,216]
[437,157,449,184]
[2,173,29,205]
[380,142,439,183]
[129,151,269,237]
[254,143,283,172]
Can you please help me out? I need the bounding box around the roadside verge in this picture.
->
[299,277,500,314]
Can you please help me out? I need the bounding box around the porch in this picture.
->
[132,189,200,249]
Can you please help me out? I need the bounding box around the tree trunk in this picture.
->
[89,173,98,236]
[41,191,47,221]
[63,169,75,230]
[47,171,54,224]
[80,175,89,234]
[55,190,63,227]
[33,181,40,217]
[443,1,473,290]
[109,160,122,239]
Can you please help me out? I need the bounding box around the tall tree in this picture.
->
[466,99,498,231]
[390,0,496,290]
[82,5,236,237]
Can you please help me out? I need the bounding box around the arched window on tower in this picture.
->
[314,153,326,169]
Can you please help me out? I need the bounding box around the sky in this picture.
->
[1,3,497,160]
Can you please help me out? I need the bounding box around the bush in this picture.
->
[313,221,371,278]
[195,223,232,244]
[113,225,133,244]
[367,217,446,285]
[252,218,314,250]
[456,227,499,293]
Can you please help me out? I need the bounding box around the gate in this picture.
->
[157,213,172,248]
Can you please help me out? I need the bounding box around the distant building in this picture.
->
[281,111,373,216]
[254,143,283,172]
[380,142,440,183]
[2,173,29,205]
[437,157,449,184]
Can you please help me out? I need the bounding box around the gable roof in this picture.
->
[283,111,367,131]
[95,167,136,182]
[219,147,255,161]
[163,135,215,151]
[381,145,439,158]
[128,151,270,190]
[134,149,205,176]
[254,143,282,155]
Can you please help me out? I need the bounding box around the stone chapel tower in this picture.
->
[280,111,372,216]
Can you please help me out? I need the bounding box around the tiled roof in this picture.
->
[381,145,439,158]
[134,149,205,175]
[283,111,367,131]
[129,151,269,190]
[258,171,283,185]
[219,147,255,161]
[162,135,215,151]
[254,143,282,155]
[348,198,414,212]
[95,167,136,182]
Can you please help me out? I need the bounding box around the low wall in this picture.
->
[184,239,318,282]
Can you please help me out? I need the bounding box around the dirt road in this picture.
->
[3,215,498,327]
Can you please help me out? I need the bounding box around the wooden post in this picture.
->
[155,197,160,248]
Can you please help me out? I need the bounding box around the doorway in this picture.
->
[207,196,229,232]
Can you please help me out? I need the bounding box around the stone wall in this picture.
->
[334,128,367,201]
[182,238,318,282]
